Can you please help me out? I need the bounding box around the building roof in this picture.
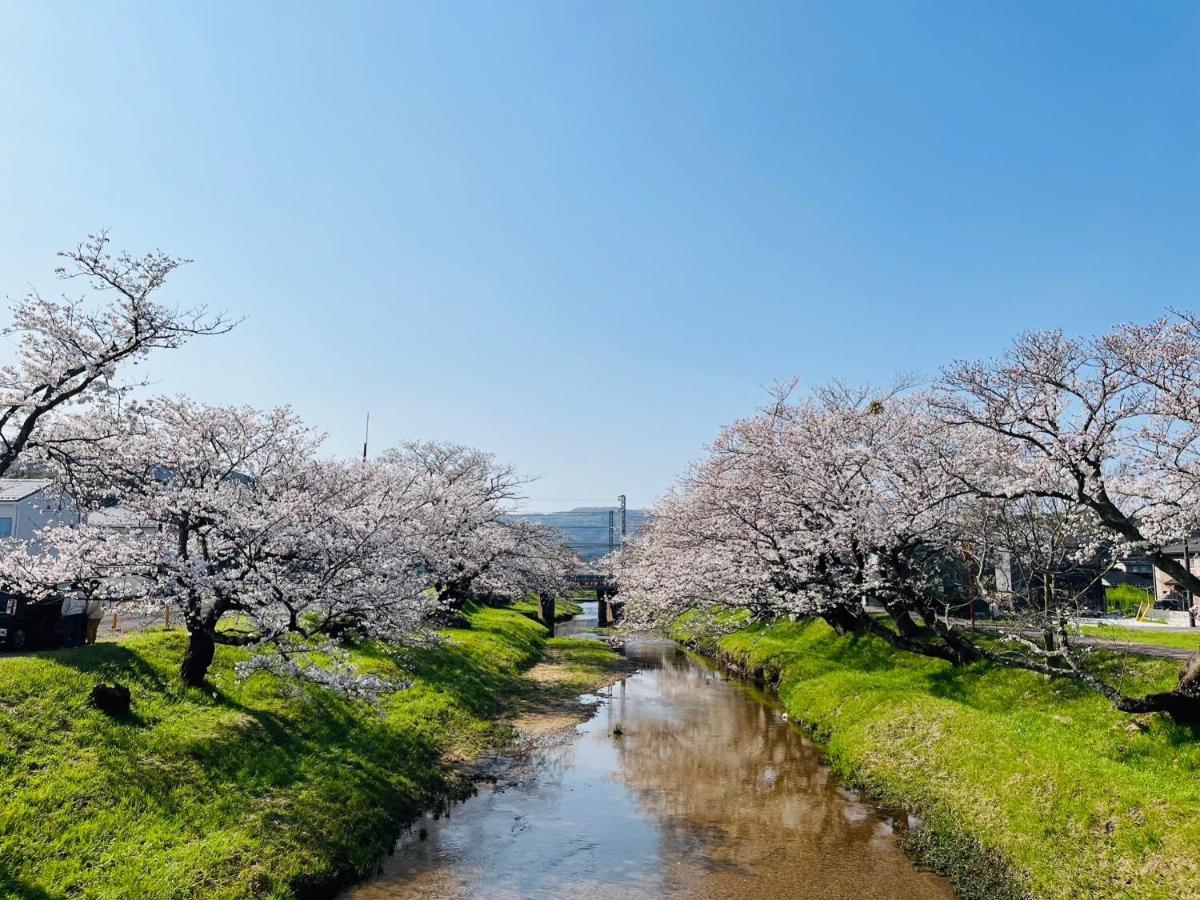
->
[0,479,54,502]
[1160,542,1200,557]
[86,507,154,529]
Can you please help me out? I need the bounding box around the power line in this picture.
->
[520,497,624,502]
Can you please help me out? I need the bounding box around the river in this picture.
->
[349,603,955,899]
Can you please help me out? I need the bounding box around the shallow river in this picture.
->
[349,604,954,899]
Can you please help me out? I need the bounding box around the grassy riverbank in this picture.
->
[677,617,1200,900]
[0,605,623,898]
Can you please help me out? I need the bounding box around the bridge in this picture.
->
[516,495,632,628]
[567,572,621,626]
[534,572,621,629]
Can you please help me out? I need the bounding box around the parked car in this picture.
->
[0,591,63,650]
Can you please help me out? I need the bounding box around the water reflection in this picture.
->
[349,625,954,900]
[553,600,601,638]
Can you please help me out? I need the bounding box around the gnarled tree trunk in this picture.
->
[180,628,216,687]
[1148,551,1200,696]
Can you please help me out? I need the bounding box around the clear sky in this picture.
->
[2,3,1198,511]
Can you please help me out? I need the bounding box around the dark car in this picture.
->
[0,592,63,650]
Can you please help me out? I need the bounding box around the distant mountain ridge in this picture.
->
[509,506,650,561]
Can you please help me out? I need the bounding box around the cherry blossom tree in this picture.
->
[622,361,1200,723]
[958,495,1113,637]
[3,399,434,686]
[380,442,571,619]
[619,383,974,661]
[0,232,231,475]
[936,317,1200,719]
[0,236,572,689]
[2,408,574,687]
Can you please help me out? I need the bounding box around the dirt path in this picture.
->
[1074,636,1194,660]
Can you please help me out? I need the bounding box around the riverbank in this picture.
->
[676,616,1200,900]
[351,636,954,899]
[0,605,627,898]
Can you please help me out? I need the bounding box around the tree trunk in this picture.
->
[1043,626,1058,653]
[438,579,473,613]
[822,605,863,635]
[1137,691,1200,725]
[1150,551,1200,693]
[538,593,557,628]
[909,600,981,665]
[883,600,922,638]
[859,615,962,664]
[180,628,216,687]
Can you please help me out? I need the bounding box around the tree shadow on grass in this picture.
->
[12,641,172,695]
[28,637,439,815]
[923,656,1121,717]
[834,631,920,672]
[754,630,911,679]
[0,871,57,899]
[924,665,975,706]
[360,614,546,721]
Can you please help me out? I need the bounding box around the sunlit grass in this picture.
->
[541,636,635,691]
[0,605,603,898]
[1105,584,1155,617]
[1082,623,1200,652]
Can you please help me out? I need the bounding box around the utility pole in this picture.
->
[362,413,370,462]
[1187,541,1196,627]
[618,494,627,542]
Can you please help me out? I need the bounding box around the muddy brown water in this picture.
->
[348,604,955,899]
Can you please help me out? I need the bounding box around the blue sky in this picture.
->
[2,2,1198,510]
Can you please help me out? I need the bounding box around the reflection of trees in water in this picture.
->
[479,726,586,794]
[354,650,951,900]
[610,659,902,865]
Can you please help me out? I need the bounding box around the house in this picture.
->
[992,548,1107,612]
[1103,554,1154,592]
[0,479,79,549]
[1152,542,1200,608]
[85,505,159,537]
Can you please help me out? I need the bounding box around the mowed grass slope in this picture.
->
[688,618,1200,900]
[0,606,552,899]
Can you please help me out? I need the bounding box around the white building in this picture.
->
[0,479,79,548]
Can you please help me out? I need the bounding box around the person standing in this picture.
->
[84,595,105,646]
[59,585,86,648]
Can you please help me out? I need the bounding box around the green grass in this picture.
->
[1082,624,1200,652]
[677,616,1200,900]
[1105,584,1154,617]
[0,605,616,898]
[538,636,635,691]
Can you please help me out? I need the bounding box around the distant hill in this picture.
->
[510,506,651,561]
